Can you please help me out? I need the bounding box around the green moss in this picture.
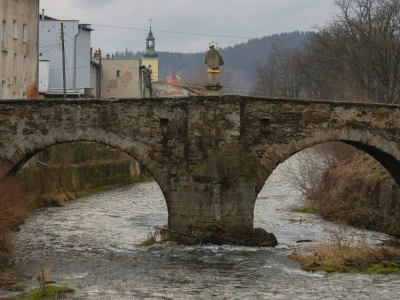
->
[363,264,400,274]
[294,203,318,214]
[14,286,74,300]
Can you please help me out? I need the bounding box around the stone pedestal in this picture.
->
[205,70,222,95]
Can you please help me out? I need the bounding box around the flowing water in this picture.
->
[6,156,400,299]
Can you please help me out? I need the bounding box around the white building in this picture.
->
[39,13,93,97]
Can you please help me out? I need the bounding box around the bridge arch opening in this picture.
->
[254,139,400,238]
[0,140,171,236]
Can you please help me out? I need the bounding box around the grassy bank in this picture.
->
[289,245,400,274]
[289,147,400,273]
[297,152,400,236]
[13,286,74,300]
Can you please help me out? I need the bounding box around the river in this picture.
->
[7,155,400,299]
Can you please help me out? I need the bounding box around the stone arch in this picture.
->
[1,127,172,203]
[256,128,400,193]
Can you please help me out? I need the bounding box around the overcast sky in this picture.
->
[40,0,338,54]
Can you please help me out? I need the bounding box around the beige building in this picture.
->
[100,59,142,98]
[0,0,39,99]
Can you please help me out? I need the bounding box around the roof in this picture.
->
[153,82,188,97]
[39,15,93,31]
[165,73,182,87]
[153,82,206,98]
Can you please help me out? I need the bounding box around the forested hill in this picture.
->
[114,31,309,93]
[115,31,309,73]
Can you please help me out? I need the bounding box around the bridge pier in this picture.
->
[169,179,257,232]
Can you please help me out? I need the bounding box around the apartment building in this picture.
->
[0,0,39,99]
[39,13,93,97]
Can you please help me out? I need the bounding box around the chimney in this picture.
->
[93,48,102,59]
[41,9,45,20]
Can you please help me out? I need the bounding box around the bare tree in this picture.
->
[253,59,281,97]
[252,45,303,98]
[308,0,400,103]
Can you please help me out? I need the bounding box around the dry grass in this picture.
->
[37,267,53,291]
[286,142,400,235]
[34,189,76,208]
[289,224,400,274]
[0,168,31,258]
[289,245,400,274]
[141,226,171,246]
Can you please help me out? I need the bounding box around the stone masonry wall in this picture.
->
[1,97,400,232]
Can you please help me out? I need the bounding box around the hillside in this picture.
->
[115,31,310,94]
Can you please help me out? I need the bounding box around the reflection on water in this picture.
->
[9,155,400,299]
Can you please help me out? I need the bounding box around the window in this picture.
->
[2,21,7,49]
[13,54,17,77]
[22,92,26,99]
[1,80,7,99]
[13,20,17,39]
[117,70,121,77]
[23,24,27,43]
[23,56,27,82]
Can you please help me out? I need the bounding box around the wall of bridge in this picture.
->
[1,96,400,232]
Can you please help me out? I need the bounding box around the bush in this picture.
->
[0,168,30,261]
[286,142,400,235]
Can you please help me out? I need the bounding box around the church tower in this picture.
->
[142,20,159,82]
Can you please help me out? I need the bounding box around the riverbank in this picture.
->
[289,151,400,272]
[22,142,152,208]
[0,142,152,294]
[296,152,400,236]
[289,244,400,274]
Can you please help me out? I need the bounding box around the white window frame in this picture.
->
[13,53,17,77]
[13,20,18,40]
[2,21,7,49]
[23,55,27,82]
[1,80,7,99]
[23,24,27,43]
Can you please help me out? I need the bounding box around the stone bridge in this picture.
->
[1,96,400,232]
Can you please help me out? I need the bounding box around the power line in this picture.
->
[91,23,311,42]
[90,24,254,40]
[39,43,60,49]
[65,35,90,55]
[49,65,89,72]
[65,40,89,60]
[39,45,60,54]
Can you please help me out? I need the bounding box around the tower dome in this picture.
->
[143,23,158,58]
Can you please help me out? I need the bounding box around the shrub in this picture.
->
[0,167,30,261]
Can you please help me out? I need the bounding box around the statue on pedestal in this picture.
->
[204,45,224,93]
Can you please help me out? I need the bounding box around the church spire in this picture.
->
[143,18,158,58]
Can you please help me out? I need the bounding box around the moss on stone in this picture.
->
[13,285,74,300]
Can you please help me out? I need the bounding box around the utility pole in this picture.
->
[61,22,66,99]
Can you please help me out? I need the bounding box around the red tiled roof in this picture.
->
[165,73,182,87]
